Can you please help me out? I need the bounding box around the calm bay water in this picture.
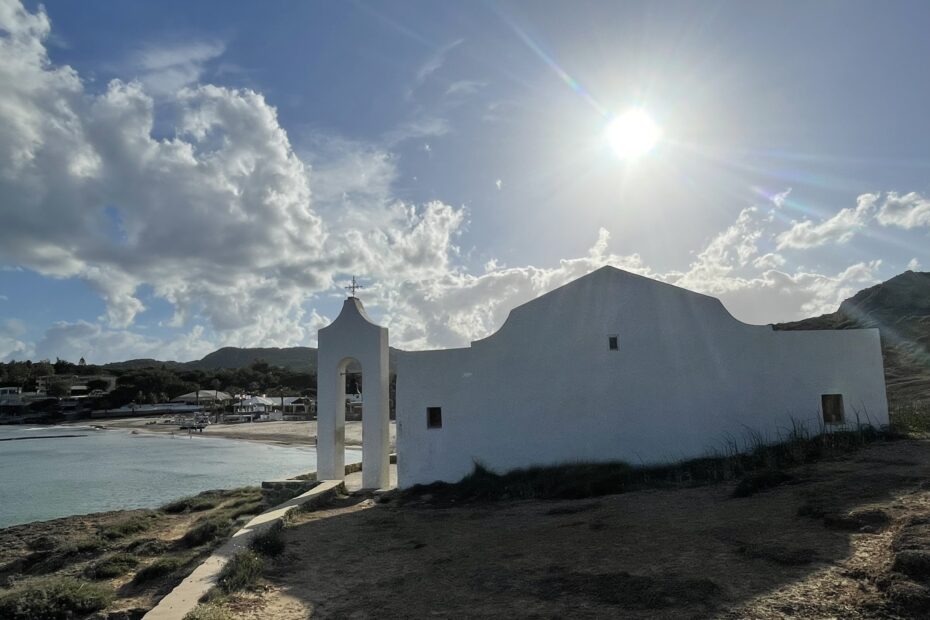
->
[0,425,361,528]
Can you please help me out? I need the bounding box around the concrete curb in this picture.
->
[143,479,345,620]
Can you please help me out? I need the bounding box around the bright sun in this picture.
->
[605,109,661,159]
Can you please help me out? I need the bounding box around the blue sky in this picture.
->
[1,0,928,363]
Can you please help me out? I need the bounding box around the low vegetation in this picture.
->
[85,553,139,579]
[184,601,233,620]
[890,400,930,435]
[97,511,159,539]
[180,516,235,548]
[131,556,190,584]
[250,522,286,557]
[403,423,895,504]
[0,487,265,618]
[217,550,264,593]
[0,577,113,620]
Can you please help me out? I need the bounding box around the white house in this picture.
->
[317,266,889,489]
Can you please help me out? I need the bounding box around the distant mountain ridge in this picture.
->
[103,346,402,374]
[776,270,930,403]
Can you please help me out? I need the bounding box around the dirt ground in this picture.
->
[69,418,397,449]
[217,439,930,619]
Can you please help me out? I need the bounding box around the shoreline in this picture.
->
[56,416,396,449]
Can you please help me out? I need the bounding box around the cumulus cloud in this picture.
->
[776,193,877,249]
[0,319,30,360]
[33,321,213,364]
[0,0,472,360]
[0,1,912,362]
[875,192,930,229]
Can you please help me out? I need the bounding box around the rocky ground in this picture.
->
[209,439,930,619]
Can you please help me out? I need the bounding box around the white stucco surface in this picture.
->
[317,297,390,489]
[395,266,888,487]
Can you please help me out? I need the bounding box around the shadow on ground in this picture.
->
[237,440,930,619]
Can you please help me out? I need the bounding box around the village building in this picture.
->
[317,266,889,489]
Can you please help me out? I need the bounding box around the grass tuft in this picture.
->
[403,423,892,504]
[85,553,139,579]
[98,511,158,539]
[180,517,234,548]
[184,602,233,620]
[162,494,219,514]
[0,577,113,620]
[132,556,188,584]
[217,550,264,593]
[249,522,286,557]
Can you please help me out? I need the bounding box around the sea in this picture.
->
[0,425,361,528]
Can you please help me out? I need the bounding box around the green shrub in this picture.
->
[85,553,139,579]
[125,537,168,556]
[217,551,264,593]
[132,557,187,584]
[98,512,157,539]
[59,537,104,556]
[162,495,219,514]
[0,577,113,620]
[250,522,285,557]
[180,517,233,548]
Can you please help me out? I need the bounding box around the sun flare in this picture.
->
[605,109,660,159]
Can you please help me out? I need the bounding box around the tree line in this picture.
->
[0,359,317,409]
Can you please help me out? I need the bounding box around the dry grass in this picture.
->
[0,487,265,617]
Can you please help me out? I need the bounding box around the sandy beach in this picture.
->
[64,417,396,449]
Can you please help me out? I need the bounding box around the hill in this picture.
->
[103,346,402,374]
[776,270,930,404]
[186,346,318,372]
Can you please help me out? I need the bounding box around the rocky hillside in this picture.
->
[776,270,930,404]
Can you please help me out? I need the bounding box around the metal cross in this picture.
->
[345,276,363,297]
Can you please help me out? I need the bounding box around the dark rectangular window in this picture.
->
[821,394,844,424]
[427,406,442,429]
[608,335,619,351]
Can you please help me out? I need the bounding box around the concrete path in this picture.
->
[143,480,344,620]
[344,463,398,493]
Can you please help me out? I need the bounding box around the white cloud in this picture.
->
[776,193,877,249]
[772,188,792,208]
[131,40,225,96]
[908,257,922,271]
[33,321,213,364]
[0,318,30,360]
[752,253,785,270]
[875,192,930,229]
[445,80,485,97]
[0,1,914,363]
[415,38,463,85]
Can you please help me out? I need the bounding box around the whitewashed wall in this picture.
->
[317,297,390,489]
[396,267,888,487]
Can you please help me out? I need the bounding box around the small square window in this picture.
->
[821,394,844,424]
[608,335,619,351]
[427,407,442,429]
